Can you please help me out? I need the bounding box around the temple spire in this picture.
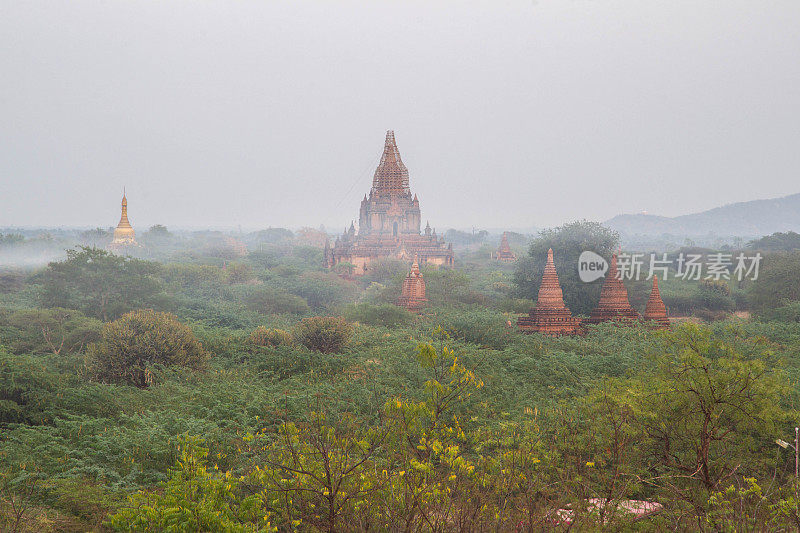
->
[644,275,670,328]
[587,253,640,323]
[517,248,580,335]
[371,130,410,196]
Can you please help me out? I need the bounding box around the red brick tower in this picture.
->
[494,232,517,262]
[587,254,640,324]
[518,248,581,335]
[398,257,427,312]
[643,275,670,329]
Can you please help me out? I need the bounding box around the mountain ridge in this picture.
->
[604,192,800,237]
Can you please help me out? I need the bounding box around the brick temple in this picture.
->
[643,275,670,329]
[397,257,427,312]
[586,253,640,324]
[325,130,454,275]
[494,232,517,262]
[518,248,581,335]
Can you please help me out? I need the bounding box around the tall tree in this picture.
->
[39,247,168,320]
[513,220,619,315]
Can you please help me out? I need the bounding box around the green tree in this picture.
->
[749,252,800,316]
[513,220,619,315]
[1,308,102,355]
[108,437,266,532]
[292,317,353,354]
[39,247,168,320]
[87,310,208,388]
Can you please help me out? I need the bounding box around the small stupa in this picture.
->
[518,248,581,335]
[108,191,138,250]
[494,232,517,262]
[587,253,640,324]
[397,256,427,312]
[643,276,670,329]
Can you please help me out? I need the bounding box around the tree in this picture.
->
[108,437,265,532]
[2,308,102,355]
[513,220,619,315]
[624,324,787,516]
[245,287,309,315]
[39,247,168,321]
[749,252,800,316]
[87,310,208,388]
[292,317,353,354]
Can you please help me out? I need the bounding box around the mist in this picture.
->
[1,1,799,232]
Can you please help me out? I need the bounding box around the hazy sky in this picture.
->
[1,1,798,232]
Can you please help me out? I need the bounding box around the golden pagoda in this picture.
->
[108,191,138,249]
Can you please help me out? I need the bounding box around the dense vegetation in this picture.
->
[1,226,800,531]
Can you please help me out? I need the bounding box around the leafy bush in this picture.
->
[431,308,513,349]
[248,326,293,347]
[245,286,309,315]
[87,310,208,388]
[292,316,354,354]
[759,301,800,323]
[749,252,800,315]
[0,308,102,355]
[342,303,413,327]
[39,247,171,321]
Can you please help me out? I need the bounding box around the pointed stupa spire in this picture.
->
[110,189,136,247]
[588,253,640,323]
[644,275,670,328]
[517,248,580,335]
[537,248,567,309]
[495,231,516,262]
[398,254,426,312]
[371,130,410,196]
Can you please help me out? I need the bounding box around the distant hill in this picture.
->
[604,193,800,237]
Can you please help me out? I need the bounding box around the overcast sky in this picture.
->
[1,1,798,232]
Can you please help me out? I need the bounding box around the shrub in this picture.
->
[0,308,102,355]
[87,310,208,388]
[249,326,293,347]
[245,286,309,315]
[292,316,354,354]
[343,303,413,327]
[432,308,512,349]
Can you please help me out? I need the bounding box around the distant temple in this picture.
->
[586,254,640,324]
[325,130,454,275]
[494,232,516,262]
[643,276,670,329]
[397,257,427,312]
[108,192,138,250]
[518,248,581,335]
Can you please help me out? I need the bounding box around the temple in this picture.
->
[587,254,640,324]
[494,232,517,262]
[108,192,138,250]
[518,248,581,335]
[643,276,670,329]
[397,257,427,312]
[325,131,454,275]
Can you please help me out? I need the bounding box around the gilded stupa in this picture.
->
[108,191,138,249]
